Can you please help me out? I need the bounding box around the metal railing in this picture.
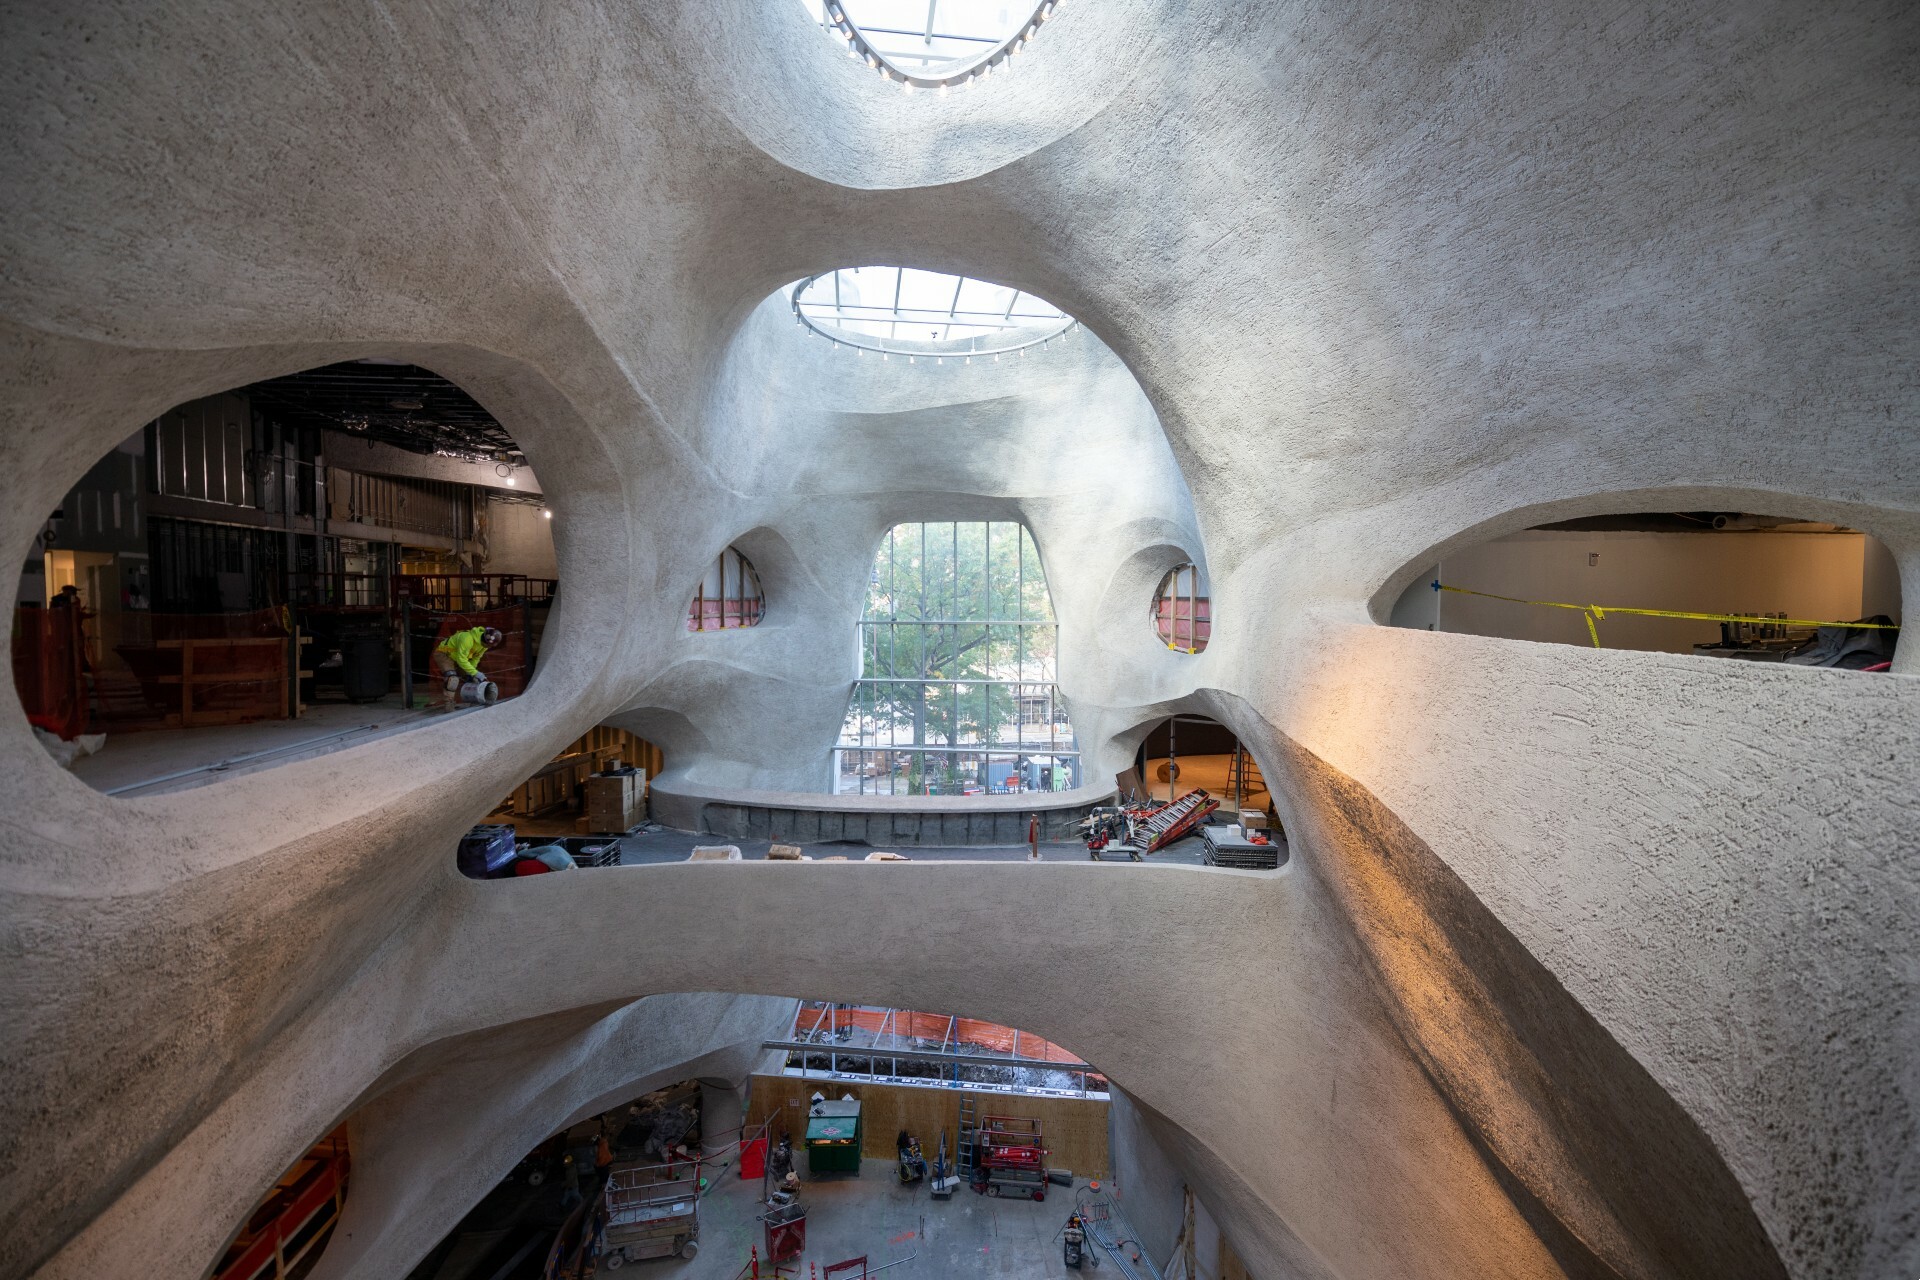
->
[397,573,555,613]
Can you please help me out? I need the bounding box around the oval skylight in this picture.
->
[793,267,1076,356]
[798,0,1061,89]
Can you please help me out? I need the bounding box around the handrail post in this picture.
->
[522,596,534,689]
[399,596,413,710]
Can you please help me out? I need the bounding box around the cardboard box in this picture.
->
[586,769,645,832]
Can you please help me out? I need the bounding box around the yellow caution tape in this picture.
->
[1431,582,1901,650]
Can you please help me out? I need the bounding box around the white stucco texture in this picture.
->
[0,2,1915,1278]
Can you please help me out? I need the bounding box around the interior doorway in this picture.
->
[1127,715,1272,820]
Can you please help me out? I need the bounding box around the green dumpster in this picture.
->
[805,1100,863,1175]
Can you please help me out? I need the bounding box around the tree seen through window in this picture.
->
[836,522,1077,796]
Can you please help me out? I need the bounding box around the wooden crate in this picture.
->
[150,636,294,727]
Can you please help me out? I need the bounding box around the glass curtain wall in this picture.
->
[836,522,1077,796]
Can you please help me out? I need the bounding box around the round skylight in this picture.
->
[798,0,1061,89]
[793,267,1077,356]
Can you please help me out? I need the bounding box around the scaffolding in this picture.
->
[768,1004,1107,1099]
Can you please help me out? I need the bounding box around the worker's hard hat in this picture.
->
[481,627,504,646]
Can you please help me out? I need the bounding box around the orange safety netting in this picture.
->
[1153,596,1211,650]
[686,597,765,631]
[793,1004,1093,1068]
[12,607,88,739]
[14,605,296,737]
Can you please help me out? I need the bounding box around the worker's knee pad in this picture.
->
[444,672,462,692]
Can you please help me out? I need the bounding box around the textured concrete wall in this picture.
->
[0,1,1915,1279]
[1394,528,1896,650]
[482,495,559,579]
[1109,1087,1187,1267]
[309,994,793,1279]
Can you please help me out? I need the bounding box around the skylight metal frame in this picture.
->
[792,268,1078,357]
[770,1002,1108,1098]
[811,0,1063,91]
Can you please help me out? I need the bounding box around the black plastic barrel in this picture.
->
[340,634,390,703]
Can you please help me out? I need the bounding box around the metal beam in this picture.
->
[765,1039,1095,1073]
[832,745,1080,757]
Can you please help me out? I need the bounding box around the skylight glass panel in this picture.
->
[793,267,1074,354]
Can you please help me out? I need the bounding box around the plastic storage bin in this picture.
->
[458,823,518,879]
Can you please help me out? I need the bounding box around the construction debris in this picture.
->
[687,844,742,861]
[1080,789,1220,860]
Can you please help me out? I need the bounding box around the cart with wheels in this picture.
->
[763,1200,808,1262]
[984,1167,1048,1201]
[597,1162,701,1268]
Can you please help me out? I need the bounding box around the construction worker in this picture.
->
[432,625,501,709]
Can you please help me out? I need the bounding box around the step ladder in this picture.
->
[956,1092,978,1185]
[1227,747,1264,811]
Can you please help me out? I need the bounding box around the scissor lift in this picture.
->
[973,1116,1049,1201]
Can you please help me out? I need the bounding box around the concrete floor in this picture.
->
[65,695,476,795]
[420,1154,1110,1280]
[666,1156,1100,1279]
[501,822,1226,868]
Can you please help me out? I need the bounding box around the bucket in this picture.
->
[459,678,499,706]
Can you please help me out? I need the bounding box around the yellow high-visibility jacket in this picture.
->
[436,626,488,677]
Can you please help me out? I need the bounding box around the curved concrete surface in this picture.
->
[1,1,1915,1278]
[651,778,1114,844]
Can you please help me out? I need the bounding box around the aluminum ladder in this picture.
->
[956,1092,978,1185]
[1136,790,1212,852]
[1227,746,1264,811]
